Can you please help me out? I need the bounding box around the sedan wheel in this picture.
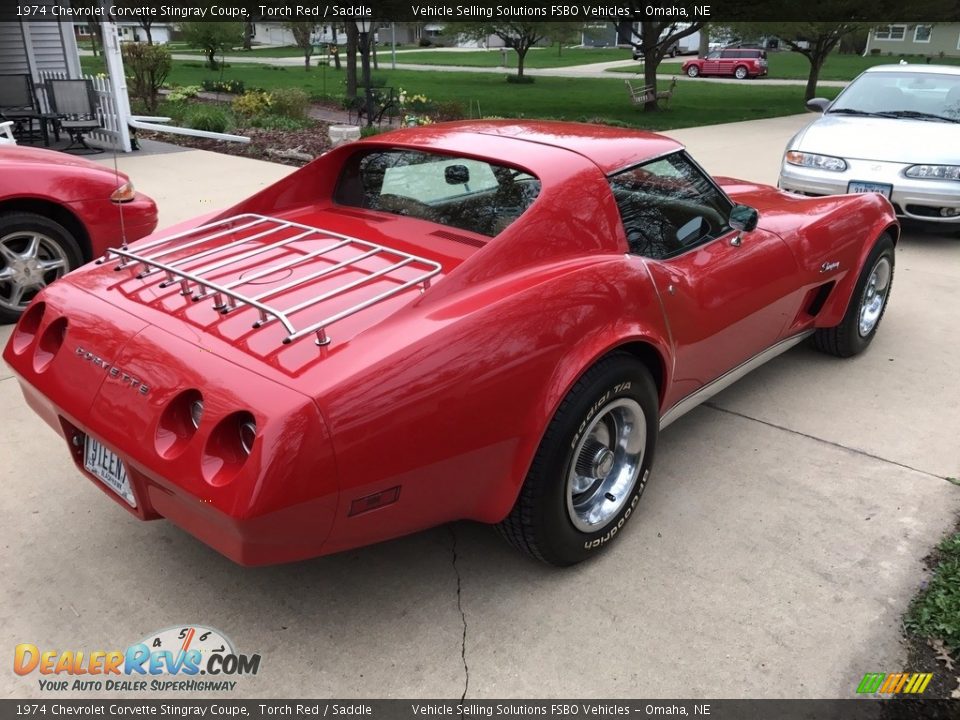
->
[0,213,82,323]
[497,353,659,565]
[686,65,700,78]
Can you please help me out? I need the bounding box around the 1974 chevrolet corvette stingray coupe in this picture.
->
[3,121,898,566]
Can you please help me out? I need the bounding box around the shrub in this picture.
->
[432,100,466,121]
[231,90,272,116]
[188,106,231,133]
[165,85,201,103]
[870,48,881,55]
[201,78,245,94]
[245,114,311,131]
[418,37,432,47]
[269,87,309,120]
[122,42,171,112]
[360,126,383,137]
[506,75,535,84]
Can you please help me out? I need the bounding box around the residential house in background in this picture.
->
[864,23,960,58]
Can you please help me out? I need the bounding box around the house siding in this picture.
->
[868,23,960,58]
[0,22,29,75]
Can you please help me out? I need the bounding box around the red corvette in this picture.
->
[0,145,158,323]
[3,122,897,566]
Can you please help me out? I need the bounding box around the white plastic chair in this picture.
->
[0,120,16,145]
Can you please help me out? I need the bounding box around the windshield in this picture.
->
[831,71,960,120]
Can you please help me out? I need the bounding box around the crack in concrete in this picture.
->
[449,525,469,706]
[704,403,952,483]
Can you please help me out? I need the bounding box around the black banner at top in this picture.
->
[2,0,959,23]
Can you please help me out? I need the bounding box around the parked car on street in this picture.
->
[683,49,768,79]
[0,145,157,322]
[779,65,960,230]
[3,121,897,567]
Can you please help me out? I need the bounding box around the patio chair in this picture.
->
[0,120,16,145]
[46,78,103,153]
[0,74,46,144]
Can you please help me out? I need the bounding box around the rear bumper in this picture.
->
[4,283,340,566]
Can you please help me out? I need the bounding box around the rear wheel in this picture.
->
[734,65,749,79]
[686,65,700,78]
[497,354,659,566]
[813,234,895,358]
[0,212,82,323]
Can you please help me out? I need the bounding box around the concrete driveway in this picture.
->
[1,115,958,700]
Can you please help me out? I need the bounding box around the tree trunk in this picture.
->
[516,46,527,77]
[698,27,709,58]
[304,51,311,70]
[144,25,153,45]
[243,21,253,51]
[332,25,341,69]
[206,49,217,71]
[643,53,659,111]
[805,55,824,100]
[345,23,358,98]
[372,37,379,70]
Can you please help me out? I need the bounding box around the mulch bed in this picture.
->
[137,119,334,167]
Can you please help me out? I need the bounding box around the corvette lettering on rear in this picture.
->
[74,346,150,395]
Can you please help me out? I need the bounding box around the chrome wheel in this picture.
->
[858,256,892,337]
[0,231,69,313]
[566,398,646,532]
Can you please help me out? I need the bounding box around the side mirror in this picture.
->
[729,204,759,233]
[805,97,831,113]
[445,164,470,185]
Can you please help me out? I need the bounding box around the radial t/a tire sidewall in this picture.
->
[532,357,659,566]
[842,234,896,355]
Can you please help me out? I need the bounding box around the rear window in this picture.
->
[334,149,541,237]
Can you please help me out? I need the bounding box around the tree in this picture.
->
[137,19,153,44]
[344,22,358,99]
[242,21,254,51]
[545,23,582,57]
[725,21,867,99]
[330,24,341,69]
[626,20,705,110]
[179,21,244,70]
[122,42,171,112]
[285,21,319,70]
[457,22,571,79]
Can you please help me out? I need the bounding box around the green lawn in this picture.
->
[388,46,633,69]
[609,51,960,81]
[84,56,838,131]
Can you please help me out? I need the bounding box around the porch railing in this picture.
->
[38,70,124,151]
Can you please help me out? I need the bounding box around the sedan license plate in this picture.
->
[848,181,892,198]
[83,436,136,507]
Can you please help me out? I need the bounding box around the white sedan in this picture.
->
[779,64,960,230]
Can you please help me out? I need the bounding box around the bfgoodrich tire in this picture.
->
[497,353,659,566]
[813,233,895,358]
[0,212,83,324]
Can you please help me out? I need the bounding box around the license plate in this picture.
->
[848,181,892,198]
[83,436,136,507]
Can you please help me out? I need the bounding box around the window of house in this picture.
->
[875,25,907,41]
[914,25,932,43]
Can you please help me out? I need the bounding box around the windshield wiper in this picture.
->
[827,108,881,116]
[873,110,960,124]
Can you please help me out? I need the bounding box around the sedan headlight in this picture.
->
[110,181,136,203]
[904,165,960,181]
[785,151,848,172]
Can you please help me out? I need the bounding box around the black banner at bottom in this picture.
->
[0,700,958,720]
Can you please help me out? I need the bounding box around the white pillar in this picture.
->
[99,20,132,152]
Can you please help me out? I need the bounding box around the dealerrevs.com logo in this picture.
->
[14,625,261,693]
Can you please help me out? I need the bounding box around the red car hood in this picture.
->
[0,145,127,179]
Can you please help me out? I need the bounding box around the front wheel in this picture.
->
[813,234,895,358]
[0,212,83,324]
[686,65,700,78]
[734,65,749,79]
[497,354,659,566]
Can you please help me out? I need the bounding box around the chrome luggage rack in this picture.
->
[98,213,442,347]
